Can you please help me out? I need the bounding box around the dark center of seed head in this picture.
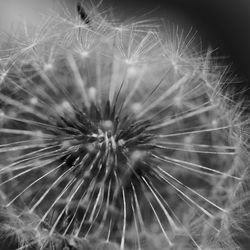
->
[100,120,113,134]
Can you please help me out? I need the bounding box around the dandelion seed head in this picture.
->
[0,1,247,249]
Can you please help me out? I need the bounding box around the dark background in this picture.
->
[107,0,250,90]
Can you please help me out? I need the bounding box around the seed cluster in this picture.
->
[0,1,247,250]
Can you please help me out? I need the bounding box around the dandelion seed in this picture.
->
[0,1,247,250]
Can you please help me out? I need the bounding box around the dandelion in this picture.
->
[0,1,248,249]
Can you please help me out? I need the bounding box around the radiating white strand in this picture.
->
[151,153,240,180]
[156,166,226,213]
[150,104,216,130]
[6,159,65,207]
[120,187,127,250]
